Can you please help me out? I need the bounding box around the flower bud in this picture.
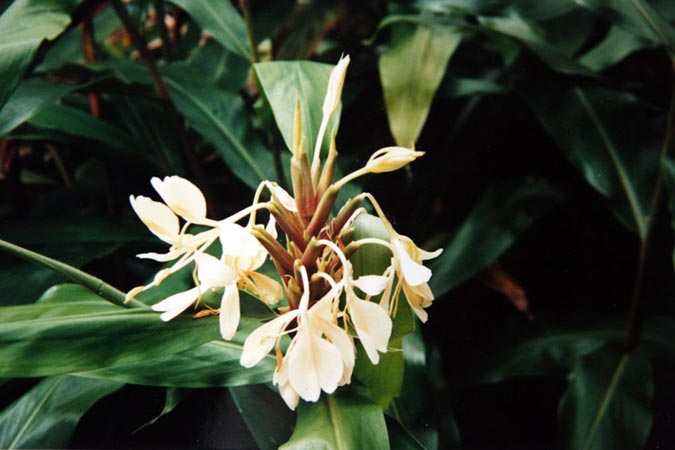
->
[365,146,425,173]
[322,55,350,118]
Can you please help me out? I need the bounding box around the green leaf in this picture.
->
[80,338,275,387]
[385,416,426,450]
[522,86,660,239]
[29,103,135,150]
[161,63,277,188]
[354,337,404,410]
[133,388,191,433]
[430,177,564,297]
[379,23,461,147]
[168,0,250,59]
[579,26,651,71]
[0,0,80,108]
[0,285,233,378]
[478,14,595,76]
[557,346,653,450]
[0,375,123,449]
[254,61,337,159]
[230,385,295,449]
[0,78,74,136]
[280,383,389,450]
[576,0,675,55]
[662,157,675,270]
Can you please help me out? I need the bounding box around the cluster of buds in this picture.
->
[127,56,441,409]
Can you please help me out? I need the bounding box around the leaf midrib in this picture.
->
[8,377,64,449]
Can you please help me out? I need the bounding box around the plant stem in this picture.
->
[0,239,146,309]
[239,0,259,63]
[153,0,172,60]
[623,56,675,351]
[109,0,190,158]
[45,144,73,188]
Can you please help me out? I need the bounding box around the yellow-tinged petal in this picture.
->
[151,287,200,321]
[219,284,240,340]
[240,311,299,368]
[322,55,350,117]
[151,176,207,222]
[247,271,283,304]
[129,195,179,243]
[365,147,424,174]
[196,253,235,287]
[393,238,432,286]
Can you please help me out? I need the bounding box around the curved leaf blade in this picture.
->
[0,375,123,449]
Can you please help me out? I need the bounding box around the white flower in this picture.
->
[152,253,234,321]
[150,176,209,224]
[388,235,442,322]
[129,195,180,244]
[365,147,425,174]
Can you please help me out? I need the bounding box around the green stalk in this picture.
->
[0,239,146,309]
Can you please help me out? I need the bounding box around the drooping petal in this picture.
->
[129,195,179,243]
[196,253,235,287]
[151,287,200,321]
[352,274,390,296]
[393,238,432,286]
[151,176,207,223]
[270,184,297,212]
[246,272,283,304]
[274,357,300,410]
[401,281,434,323]
[287,325,343,401]
[219,222,263,257]
[347,294,392,364]
[219,284,240,340]
[240,311,299,368]
[137,249,185,262]
[318,318,355,385]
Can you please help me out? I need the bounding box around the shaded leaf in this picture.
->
[275,0,344,60]
[133,388,191,433]
[379,23,462,147]
[168,0,250,59]
[230,385,295,449]
[558,346,653,450]
[0,0,80,108]
[386,415,426,450]
[430,177,564,297]
[255,60,337,160]
[579,26,651,71]
[0,375,123,449]
[576,0,675,54]
[0,78,74,136]
[281,383,389,450]
[523,86,660,238]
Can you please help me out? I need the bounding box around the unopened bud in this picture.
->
[365,147,424,173]
[322,55,350,118]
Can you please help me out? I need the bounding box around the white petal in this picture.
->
[219,285,240,340]
[247,272,283,304]
[151,176,207,222]
[288,326,343,401]
[240,311,299,368]
[219,222,263,257]
[196,253,235,287]
[129,195,179,243]
[418,247,443,260]
[271,184,297,212]
[348,295,392,364]
[319,318,355,373]
[393,238,432,286]
[137,249,184,262]
[352,275,389,296]
[151,287,199,321]
[274,359,300,410]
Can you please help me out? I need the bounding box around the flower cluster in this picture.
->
[127,56,441,409]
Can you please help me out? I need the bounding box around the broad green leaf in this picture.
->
[442,77,507,98]
[353,337,404,410]
[80,338,275,387]
[385,416,426,450]
[469,316,675,385]
[0,375,123,449]
[0,0,80,108]
[430,177,564,297]
[168,0,250,59]
[274,0,343,60]
[0,78,74,136]
[133,388,191,432]
[523,87,660,239]
[557,346,653,450]
[0,286,232,378]
[255,61,337,160]
[29,103,135,150]
[575,0,675,54]
[579,26,651,71]
[162,63,277,188]
[280,383,389,450]
[230,385,295,449]
[478,15,595,76]
[379,23,461,147]
[0,217,148,245]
